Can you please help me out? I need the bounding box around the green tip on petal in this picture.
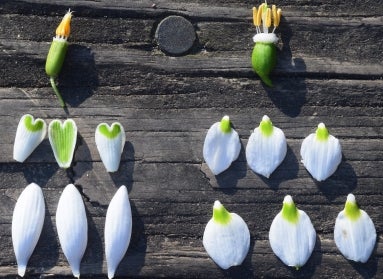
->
[315,123,329,141]
[281,195,299,224]
[213,201,232,225]
[259,115,273,136]
[24,115,45,132]
[220,116,232,134]
[344,194,361,221]
[98,123,122,139]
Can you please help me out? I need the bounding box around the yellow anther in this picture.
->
[256,3,264,26]
[265,8,272,28]
[252,7,258,26]
[276,8,282,27]
[272,5,277,27]
[55,10,73,38]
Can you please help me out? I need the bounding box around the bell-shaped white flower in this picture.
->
[300,123,342,181]
[12,183,45,277]
[334,194,376,263]
[269,195,316,269]
[203,116,241,175]
[203,201,250,269]
[246,115,287,178]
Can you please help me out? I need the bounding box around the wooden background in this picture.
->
[0,0,382,278]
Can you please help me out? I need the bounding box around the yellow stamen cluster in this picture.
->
[55,10,73,39]
[252,2,281,33]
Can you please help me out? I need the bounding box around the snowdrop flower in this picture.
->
[203,201,250,269]
[246,115,287,178]
[334,194,376,263]
[203,116,241,175]
[269,195,316,269]
[300,123,342,181]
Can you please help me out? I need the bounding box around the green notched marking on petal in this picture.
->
[220,116,232,134]
[213,201,232,225]
[50,120,76,165]
[315,123,329,141]
[24,115,44,132]
[260,117,273,136]
[281,200,299,224]
[344,201,361,221]
[98,123,121,139]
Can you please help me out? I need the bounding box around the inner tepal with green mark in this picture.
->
[48,119,77,168]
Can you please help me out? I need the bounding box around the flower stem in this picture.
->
[50,77,66,108]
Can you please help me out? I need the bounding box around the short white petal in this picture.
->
[13,115,47,163]
[334,210,376,263]
[246,126,287,178]
[269,211,316,268]
[203,122,241,175]
[300,134,342,181]
[12,183,45,277]
[105,186,132,279]
[203,213,250,269]
[56,184,88,278]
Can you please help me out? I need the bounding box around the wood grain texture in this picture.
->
[0,0,382,278]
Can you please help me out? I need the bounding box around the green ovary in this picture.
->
[45,40,68,77]
[251,42,277,87]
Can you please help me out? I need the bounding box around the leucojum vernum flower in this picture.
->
[203,201,250,269]
[45,10,73,107]
[251,1,282,87]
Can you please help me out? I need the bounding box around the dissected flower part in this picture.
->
[13,114,47,162]
[95,122,125,172]
[48,119,77,168]
[203,201,250,269]
[12,183,45,277]
[56,184,88,278]
[300,123,342,181]
[203,116,241,175]
[105,186,132,279]
[45,10,73,107]
[269,195,316,269]
[246,115,287,178]
[251,1,282,86]
[334,194,376,263]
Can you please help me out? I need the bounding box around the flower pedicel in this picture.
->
[45,10,73,107]
[203,116,241,175]
[203,201,250,269]
[334,194,376,263]
[251,1,282,87]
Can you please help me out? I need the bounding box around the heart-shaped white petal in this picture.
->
[95,122,125,172]
[56,184,88,278]
[203,201,250,269]
[203,116,241,175]
[300,123,342,181]
[13,114,47,162]
[246,115,287,178]
[105,185,132,279]
[269,195,316,269]
[12,183,45,277]
[334,194,376,263]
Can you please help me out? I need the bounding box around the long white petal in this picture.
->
[203,201,250,269]
[269,195,316,268]
[334,194,376,263]
[12,183,45,277]
[203,116,241,175]
[105,186,132,279]
[95,122,125,172]
[246,115,287,178]
[13,114,47,162]
[56,184,88,278]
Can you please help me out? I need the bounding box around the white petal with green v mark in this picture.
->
[105,186,132,279]
[203,116,241,175]
[269,195,316,269]
[203,201,250,269]
[300,123,342,181]
[48,119,77,168]
[56,184,88,279]
[13,114,47,162]
[334,194,376,263]
[95,122,125,172]
[12,183,45,277]
[246,115,287,178]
